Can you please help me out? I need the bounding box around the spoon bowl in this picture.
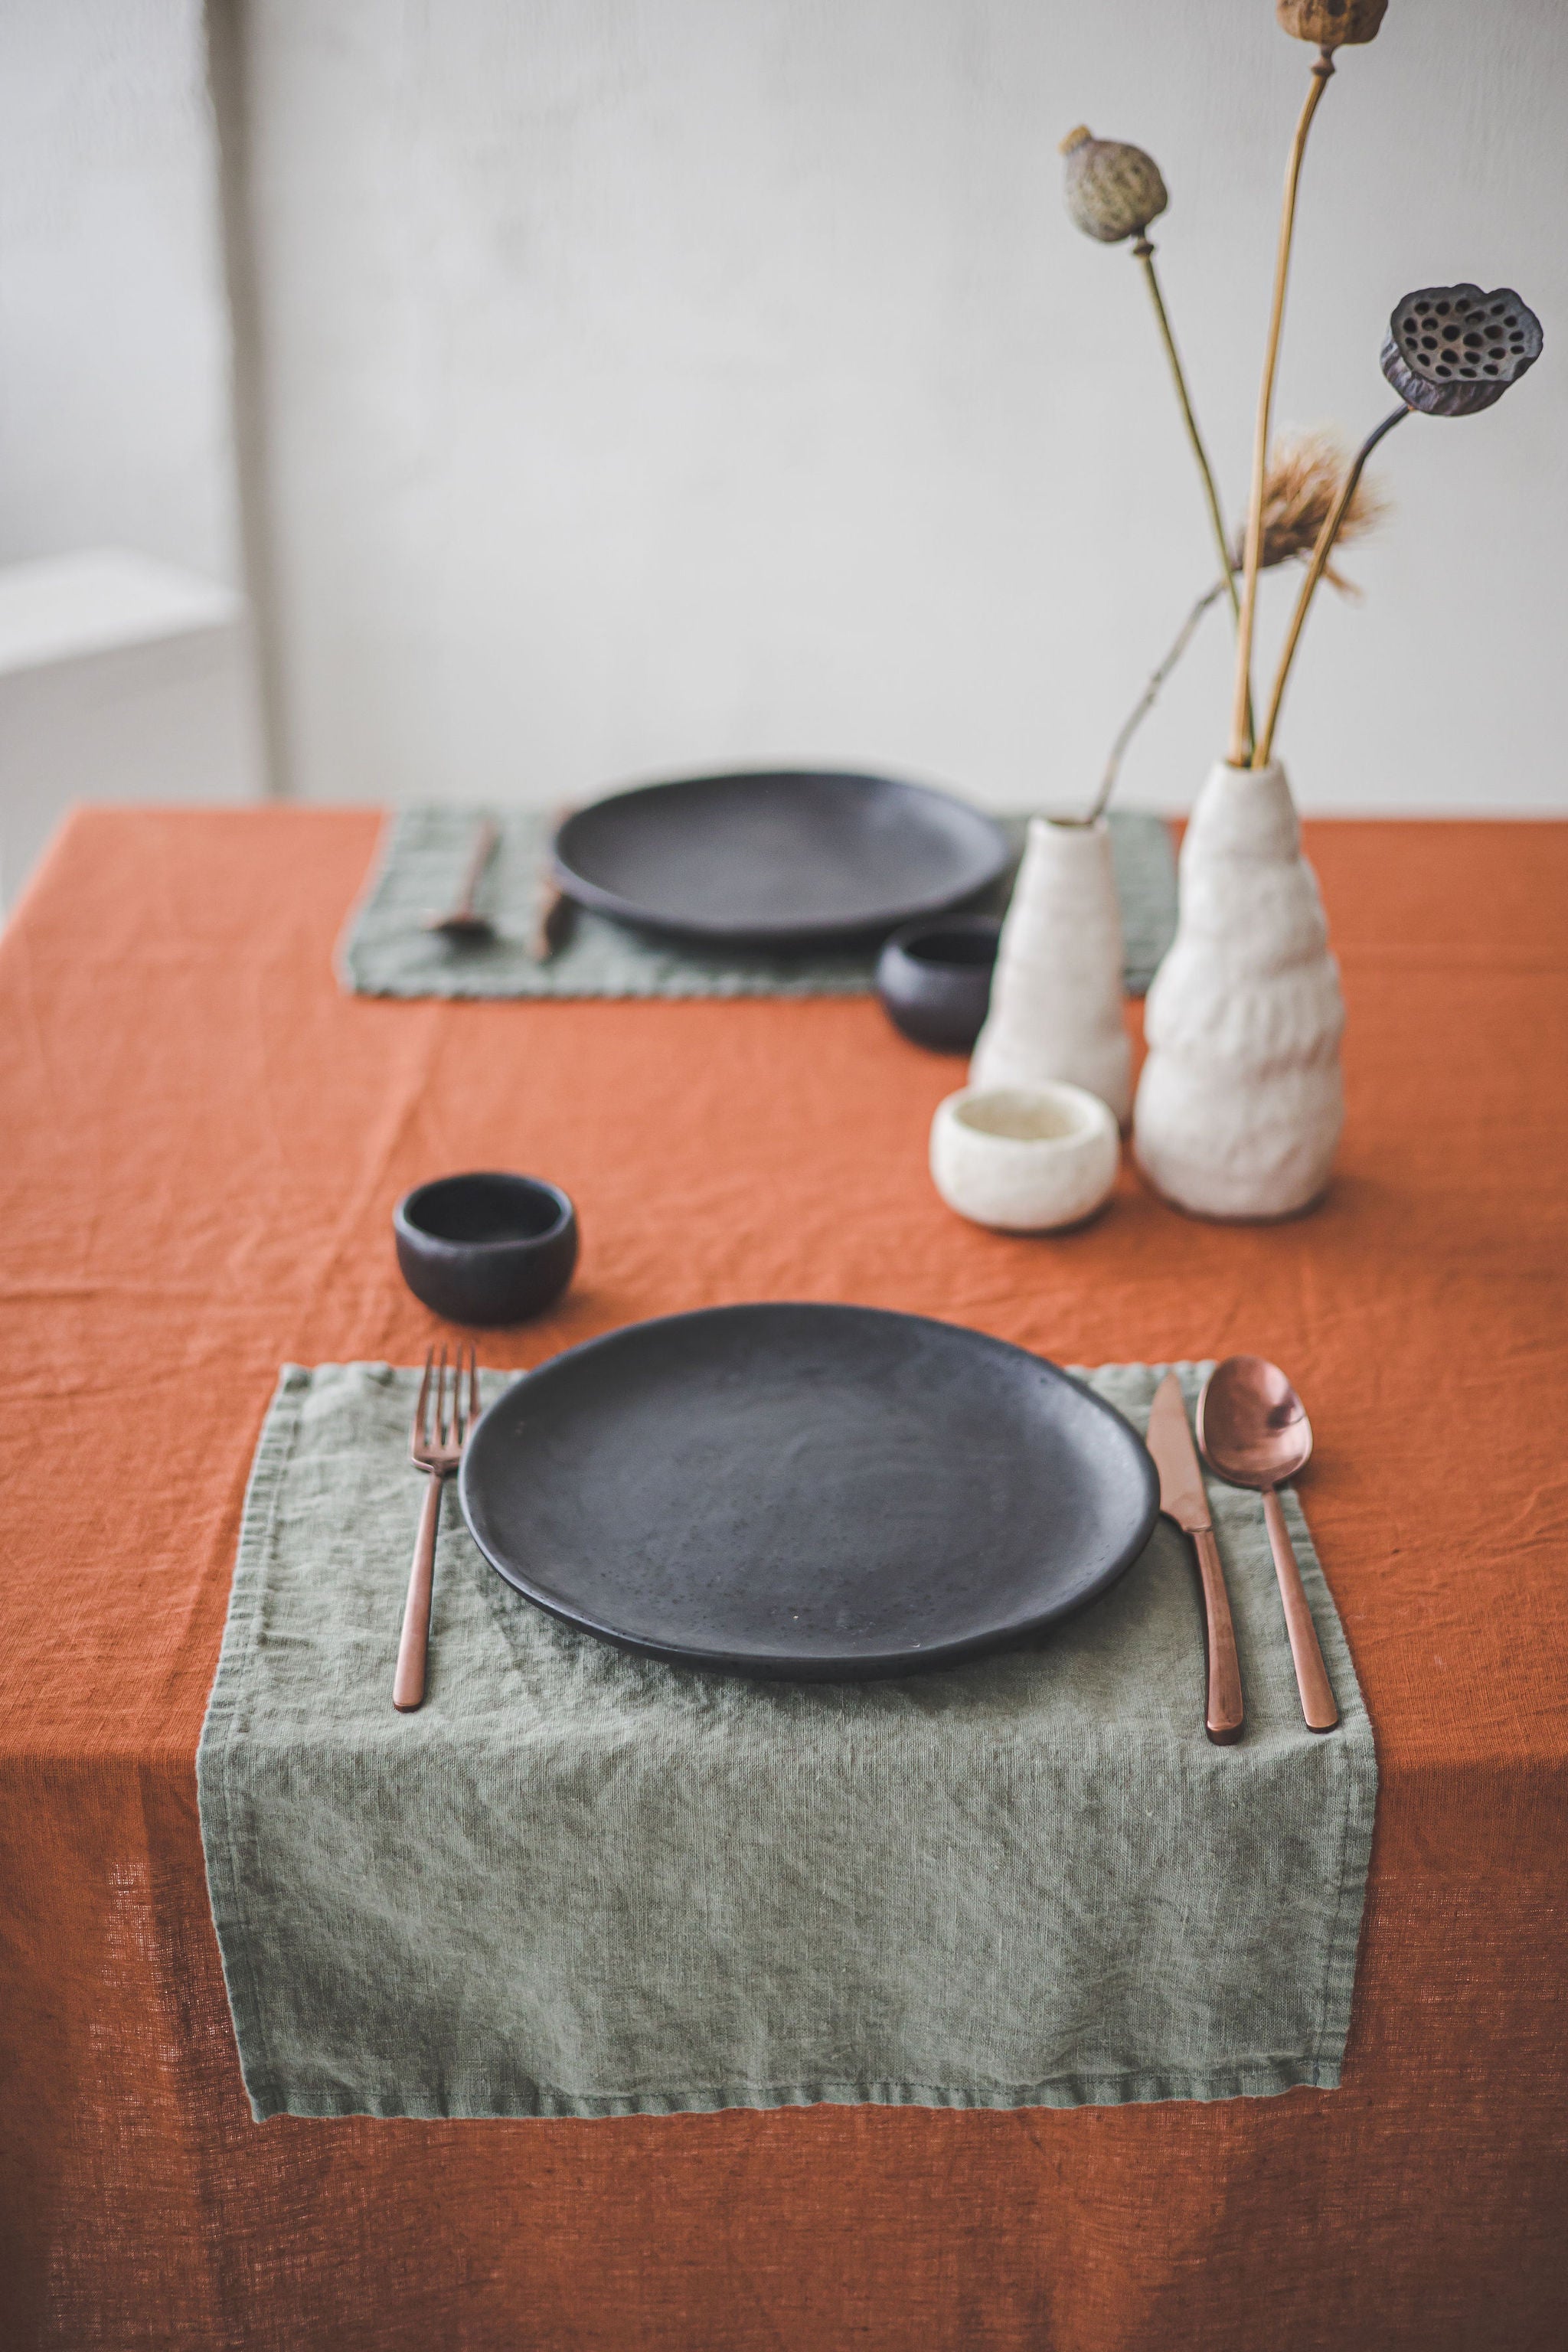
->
[1196,1354,1338,1734]
[1196,1354,1312,1488]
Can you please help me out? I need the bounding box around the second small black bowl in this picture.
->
[394,1171,578,1325]
[875,916,1001,1052]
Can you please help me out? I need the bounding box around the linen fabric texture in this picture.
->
[197,1358,1374,2123]
[338,805,1178,998]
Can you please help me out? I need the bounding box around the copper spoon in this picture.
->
[1197,1357,1338,1733]
[423,817,499,940]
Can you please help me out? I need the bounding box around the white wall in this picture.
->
[0,2,267,900]
[233,0,1568,812]
[0,0,243,587]
[0,550,264,907]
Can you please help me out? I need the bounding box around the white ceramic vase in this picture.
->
[969,817,1131,1123]
[1133,759,1344,1220]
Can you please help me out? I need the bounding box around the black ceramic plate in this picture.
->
[552,771,1011,947]
[459,1303,1159,1681]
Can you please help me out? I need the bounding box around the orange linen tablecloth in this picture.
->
[2,808,1566,2352]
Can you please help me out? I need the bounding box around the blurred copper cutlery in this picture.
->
[529,875,574,962]
[423,811,577,959]
[1198,1355,1338,1733]
[394,1343,480,1713]
[1146,1372,1244,1745]
[423,818,499,940]
[531,805,577,961]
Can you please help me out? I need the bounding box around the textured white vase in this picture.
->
[1134,760,1344,1220]
[970,817,1131,1123]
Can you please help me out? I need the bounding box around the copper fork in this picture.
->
[394,1343,480,1713]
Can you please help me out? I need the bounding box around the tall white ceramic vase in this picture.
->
[970,817,1131,1124]
[1133,760,1343,1220]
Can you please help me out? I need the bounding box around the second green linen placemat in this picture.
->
[338,807,1178,999]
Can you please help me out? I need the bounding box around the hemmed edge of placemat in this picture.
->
[333,809,400,994]
[197,1364,312,2125]
[1281,1484,1380,2077]
[248,2055,1344,2123]
[345,968,879,1003]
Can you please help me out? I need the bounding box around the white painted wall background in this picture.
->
[0,2,264,906]
[0,0,240,586]
[232,0,1568,814]
[5,4,1563,815]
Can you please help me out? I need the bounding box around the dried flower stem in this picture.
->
[1133,241,1240,630]
[1134,237,1256,753]
[1228,51,1336,767]
[1088,576,1230,823]
[1254,406,1406,766]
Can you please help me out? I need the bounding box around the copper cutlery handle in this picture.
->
[1263,1486,1338,1731]
[454,818,499,920]
[528,875,572,962]
[530,804,576,961]
[1193,1525,1245,1744]
[394,1469,445,1712]
[423,818,499,934]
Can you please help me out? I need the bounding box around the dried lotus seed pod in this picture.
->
[1060,127,1168,244]
[1276,0,1388,47]
[1381,283,1543,418]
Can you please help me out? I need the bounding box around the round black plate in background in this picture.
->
[459,1303,1159,1681]
[552,771,1011,947]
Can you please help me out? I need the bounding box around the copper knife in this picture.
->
[530,804,577,962]
[1145,1373,1244,1745]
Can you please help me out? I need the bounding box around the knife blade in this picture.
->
[1146,1373,1244,1745]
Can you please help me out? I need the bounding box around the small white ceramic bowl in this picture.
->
[929,1082,1119,1233]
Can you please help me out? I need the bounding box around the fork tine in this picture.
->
[468,1344,480,1437]
[412,1345,435,1455]
[436,1342,449,1450]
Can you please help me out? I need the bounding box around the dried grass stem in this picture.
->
[1134,242,1240,630]
[1229,51,1336,766]
[1089,579,1229,824]
[1254,406,1407,766]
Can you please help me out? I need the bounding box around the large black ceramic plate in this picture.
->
[459,1304,1159,1681]
[552,770,1011,947]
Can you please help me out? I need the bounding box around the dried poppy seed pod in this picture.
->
[1060,127,1168,245]
[1276,0,1388,47]
[1382,283,1543,418]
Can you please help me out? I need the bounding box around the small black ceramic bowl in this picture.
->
[394,1172,579,1325]
[875,915,1001,1053]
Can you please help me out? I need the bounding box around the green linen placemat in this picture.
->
[198,1358,1375,2122]
[337,807,1177,1000]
